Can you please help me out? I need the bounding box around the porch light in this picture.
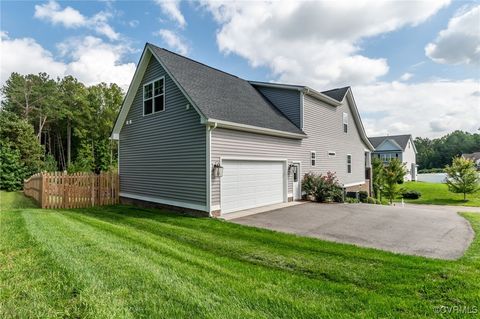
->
[213,163,224,177]
[288,164,297,175]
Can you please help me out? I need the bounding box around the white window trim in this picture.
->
[143,76,165,116]
[347,154,352,174]
[311,151,316,167]
[343,112,348,133]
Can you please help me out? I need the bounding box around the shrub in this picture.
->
[418,168,444,174]
[345,197,360,203]
[358,191,368,202]
[402,190,421,199]
[302,171,342,202]
[301,172,317,198]
[366,196,376,204]
[332,187,344,203]
[0,142,27,191]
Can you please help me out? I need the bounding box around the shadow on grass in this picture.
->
[405,198,471,206]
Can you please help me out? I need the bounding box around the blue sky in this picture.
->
[1,0,479,137]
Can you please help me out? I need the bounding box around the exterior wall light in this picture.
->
[213,163,224,177]
[288,164,297,175]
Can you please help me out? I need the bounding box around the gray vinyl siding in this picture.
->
[211,129,302,206]
[256,87,302,128]
[302,94,368,185]
[119,56,206,207]
[211,93,369,208]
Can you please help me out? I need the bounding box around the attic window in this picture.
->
[143,77,165,115]
[343,112,348,133]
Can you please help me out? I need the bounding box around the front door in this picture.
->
[292,163,301,200]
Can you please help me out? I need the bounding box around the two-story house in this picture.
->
[111,43,374,217]
[368,134,417,181]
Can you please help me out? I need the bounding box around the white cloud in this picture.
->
[426,5,480,65]
[128,20,139,28]
[57,36,136,89]
[34,0,85,27]
[355,80,480,138]
[0,34,66,84]
[154,29,189,55]
[155,0,186,28]
[399,72,413,81]
[201,0,450,88]
[1,34,135,91]
[34,0,119,40]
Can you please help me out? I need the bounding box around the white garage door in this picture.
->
[221,160,285,214]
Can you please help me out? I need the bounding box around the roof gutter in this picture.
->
[205,118,307,139]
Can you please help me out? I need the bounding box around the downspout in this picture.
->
[206,121,217,217]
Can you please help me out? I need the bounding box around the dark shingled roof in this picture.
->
[148,44,305,135]
[321,87,350,102]
[368,134,412,151]
[463,152,480,161]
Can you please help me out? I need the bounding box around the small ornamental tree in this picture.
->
[371,157,384,200]
[445,157,480,201]
[381,159,407,204]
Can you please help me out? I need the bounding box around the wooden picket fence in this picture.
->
[24,171,119,209]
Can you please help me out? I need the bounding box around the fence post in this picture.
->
[40,173,46,208]
[91,173,95,207]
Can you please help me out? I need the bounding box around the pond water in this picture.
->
[417,173,447,183]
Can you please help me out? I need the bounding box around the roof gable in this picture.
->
[376,139,403,151]
[369,134,413,151]
[321,87,349,102]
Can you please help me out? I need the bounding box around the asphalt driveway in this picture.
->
[230,203,477,259]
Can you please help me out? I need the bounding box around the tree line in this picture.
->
[414,130,480,171]
[0,72,123,191]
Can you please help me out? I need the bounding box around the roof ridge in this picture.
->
[148,43,242,81]
[369,134,411,138]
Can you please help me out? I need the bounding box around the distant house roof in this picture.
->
[463,152,480,161]
[321,87,350,102]
[369,134,413,151]
[148,44,305,136]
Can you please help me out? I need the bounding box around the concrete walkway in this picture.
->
[229,202,476,260]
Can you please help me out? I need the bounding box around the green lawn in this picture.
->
[400,181,480,207]
[1,191,479,318]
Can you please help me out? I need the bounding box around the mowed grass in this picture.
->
[400,181,480,207]
[1,191,479,318]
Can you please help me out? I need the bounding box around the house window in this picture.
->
[343,112,348,133]
[347,154,352,173]
[311,151,316,167]
[143,77,165,115]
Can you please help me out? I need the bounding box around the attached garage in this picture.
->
[220,159,287,214]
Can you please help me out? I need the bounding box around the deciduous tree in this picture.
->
[445,157,480,200]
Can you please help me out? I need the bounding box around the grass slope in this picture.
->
[401,182,480,207]
[1,191,479,318]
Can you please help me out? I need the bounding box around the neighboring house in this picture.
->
[462,152,480,170]
[368,134,417,181]
[111,43,374,217]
